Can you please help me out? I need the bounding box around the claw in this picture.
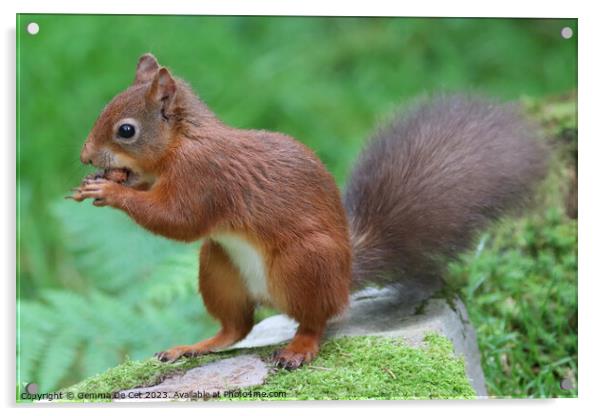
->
[155,349,184,363]
[66,192,85,202]
[155,351,171,362]
[84,178,104,185]
[270,349,309,370]
[154,345,211,363]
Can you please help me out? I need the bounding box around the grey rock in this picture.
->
[116,354,268,402]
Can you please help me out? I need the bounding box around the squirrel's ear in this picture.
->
[147,67,177,112]
[134,53,160,84]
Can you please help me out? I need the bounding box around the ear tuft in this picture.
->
[134,53,160,84]
[156,68,176,100]
[147,67,177,113]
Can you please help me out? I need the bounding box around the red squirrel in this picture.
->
[70,53,547,369]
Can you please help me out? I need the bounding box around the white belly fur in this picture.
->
[211,234,270,302]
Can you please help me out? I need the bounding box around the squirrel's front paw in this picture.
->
[82,171,105,184]
[69,178,124,207]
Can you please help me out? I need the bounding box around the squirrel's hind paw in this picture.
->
[271,348,315,370]
[155,346,208,363]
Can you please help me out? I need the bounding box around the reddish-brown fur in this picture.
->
[74,54,351,368]
[73,53,547,369]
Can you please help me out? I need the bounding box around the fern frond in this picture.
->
[51,200,198,292]
[20,289,218,392]
[122,248,200,305]
[18,199,220,393]
[36,328,82,393]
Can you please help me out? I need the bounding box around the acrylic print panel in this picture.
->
[16,14,577,402]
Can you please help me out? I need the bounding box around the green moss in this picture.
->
[61,334,475,402]
[522,92,577,136]
[236,335,475,400]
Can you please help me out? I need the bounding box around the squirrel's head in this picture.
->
[80,53,179,186]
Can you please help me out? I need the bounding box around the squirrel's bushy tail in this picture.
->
[344,94,548,288]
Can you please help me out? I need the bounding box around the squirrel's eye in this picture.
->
[117,123,136,139]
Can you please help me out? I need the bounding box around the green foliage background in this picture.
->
[17,15,577,397]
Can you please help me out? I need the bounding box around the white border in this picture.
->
[5,0,581,17]
[2,0,598,415]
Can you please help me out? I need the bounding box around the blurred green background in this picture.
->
[17,15,577,397]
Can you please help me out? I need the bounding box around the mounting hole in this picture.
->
[25,383,38,394]
[27,22,39,35]
[561,26,573,39]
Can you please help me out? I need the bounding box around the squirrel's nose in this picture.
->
[80,142,93,165]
